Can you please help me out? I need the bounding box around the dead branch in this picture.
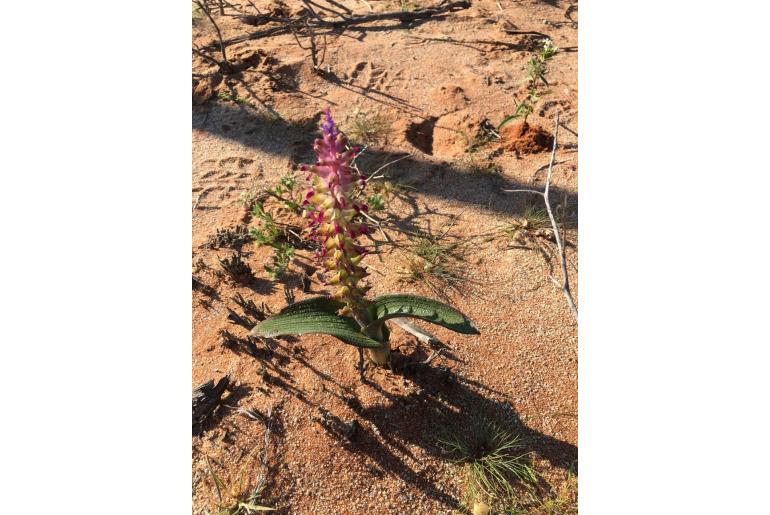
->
[300,0,326,24]
[502,112,578,321]
[192,45,225,71]
[194,0,233,73]
[212,0,471,48]
[239,13,292,26]
[303,0,351,21]
[366,153,414,181]
[359,209,394,245]
[221,0,249,15]
[391,318,438,345]
[403,348,445,370]
[304,18,327,70]
[501,27,552,39]
[323,0,469,27]
[406,35,538,51]
[315,0,353,17]
[289,23,310,50]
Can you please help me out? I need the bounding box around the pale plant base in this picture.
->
[366,345,391,366]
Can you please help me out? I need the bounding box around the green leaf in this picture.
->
[366,294,480,335]
[497,114,520,130]
[275,296,345,315]
[250,297,382,348]
[239,502,275,512]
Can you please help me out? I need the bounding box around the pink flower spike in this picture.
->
[300,108,370,305]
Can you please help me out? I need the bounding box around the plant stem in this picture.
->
[349,304,391,366]
[365,345,391,365]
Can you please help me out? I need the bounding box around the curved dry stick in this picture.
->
[542,114,578,320]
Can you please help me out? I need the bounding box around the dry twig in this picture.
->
[391,318,438,345]
[502,112,578,321]
[194,0,233,73]
[403,348,445,370]
[211,0,471,48]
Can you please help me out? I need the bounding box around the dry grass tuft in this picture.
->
[346,110,392,145]
[396,221,468,299]
[205,456,274,514]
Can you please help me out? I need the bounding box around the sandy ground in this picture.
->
[192,0,577,512]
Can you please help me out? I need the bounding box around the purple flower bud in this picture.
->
[320,108,339,139]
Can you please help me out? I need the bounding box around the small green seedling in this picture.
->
[217,91,251,106]
[249,201,297,280]
[265,173,300,212]
[264,242,294,280]
[499,39,558,129]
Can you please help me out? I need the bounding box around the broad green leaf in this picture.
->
[250,297,381,348]
[272,296,345,316]
[366,294,480,335]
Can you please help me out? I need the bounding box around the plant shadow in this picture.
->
[194,382,253,436]
[312,348,578,510]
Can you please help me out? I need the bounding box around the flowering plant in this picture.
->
[251,109,479,366]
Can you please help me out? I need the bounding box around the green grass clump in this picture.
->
[367,193,386,212]
[504,205,551,236]
[250,201,282,246]
[217,90,251,106]
[361,179,401,213]
[439,419,537,511]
